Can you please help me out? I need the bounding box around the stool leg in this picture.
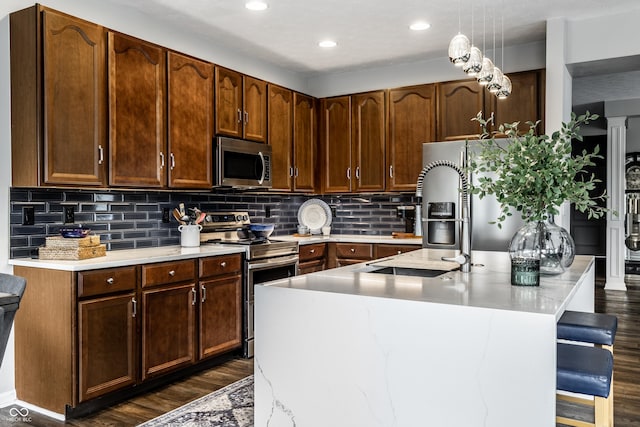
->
[595,396,609,427]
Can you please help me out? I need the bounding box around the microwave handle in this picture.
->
[258,151,266,185]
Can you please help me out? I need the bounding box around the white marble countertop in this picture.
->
[8,244,247,271]
[275,234,423,245]
[262,249,594,318]
[8,234,421,271]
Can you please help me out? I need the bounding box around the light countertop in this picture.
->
[261,249,594,318]
[9,234,421,271]
[9,245,247,271]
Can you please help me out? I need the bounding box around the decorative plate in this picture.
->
[297,199,332,234]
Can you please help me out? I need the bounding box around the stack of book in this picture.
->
[39,235,106,260]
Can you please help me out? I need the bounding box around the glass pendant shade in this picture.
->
[496,74,512,99]
[448,33,471,66]
[476,57,494,85]
[463,46,483,76]
[487,66,503,93]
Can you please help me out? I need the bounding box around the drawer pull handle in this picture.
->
[350,248,355,253]
[132,298,137,318]
[191,287,197,305]
[397,250,402,255]
[169,270,176,276]
[310,249,315,254]
[220,261,227,268]
[106,277,114,285]
[201,284,207,303]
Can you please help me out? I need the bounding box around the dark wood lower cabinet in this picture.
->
[78,293,137,402]
[141,282,196,381]
[199,274,242,359]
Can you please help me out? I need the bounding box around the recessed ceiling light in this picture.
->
[245,1,268,11]
[410,21,431,31]
[319,40,337,48]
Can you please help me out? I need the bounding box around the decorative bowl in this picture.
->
[249,223,274,238]
[59,226,91,238]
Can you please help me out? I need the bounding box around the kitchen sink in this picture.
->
[366,266,453,278]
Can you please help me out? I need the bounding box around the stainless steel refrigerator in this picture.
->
[421,140,524,252]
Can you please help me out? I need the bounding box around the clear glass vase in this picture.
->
[539,215,575,274]
[509,216,576,286]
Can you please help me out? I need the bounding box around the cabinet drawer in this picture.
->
[199,254,242,278]
[299,243,326,262]
[299,259,325,275]
[78,266,137,298]
[375,244,420,259]
[335,243,373,260]
[142,259,196,287]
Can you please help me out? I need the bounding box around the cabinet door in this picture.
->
[486,70,544,134]
[322,96,352,193]
[167,52,213,189]
[108,32,166,187]
[268,85,293,191]
[78,293,136,402]
[293,93,317,192]
[42,10,107,186]
[436,79,484,141]
[243,76,268,142]
[352,91,386,192]
[199,274,242,359]
[215,67,243,138]
[141,282,195,380]
[387,84,436,191]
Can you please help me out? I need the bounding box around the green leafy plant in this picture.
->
[467,111,609,227]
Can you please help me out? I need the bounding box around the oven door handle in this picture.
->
[247,255,299,271]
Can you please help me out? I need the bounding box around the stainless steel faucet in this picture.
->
[415,160,471,272]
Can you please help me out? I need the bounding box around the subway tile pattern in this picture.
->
[9,188,416,258]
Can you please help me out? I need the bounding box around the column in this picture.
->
[606,116,627,291]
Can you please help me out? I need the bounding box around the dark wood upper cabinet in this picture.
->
[293,93,318,193]
[351,91,386,192]
[387,84,436,191]
[215,67,243,138]
[11,6,107,187]
[167,52,213,189]
[436,79,485,141]
[268,85,294,191]
[321,96,352,193]
[244,76,268,142]
[108,32,166,187]
[215,67,267,142]
[487,70,545,134]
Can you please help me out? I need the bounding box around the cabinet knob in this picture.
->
[350,248,356,253]
[310,249,315,254]
[106,277,114,285]
[397,250,402,255]
[169,270,176,276]
[220,261,227,268]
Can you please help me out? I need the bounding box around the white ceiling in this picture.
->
[105,0,640,75]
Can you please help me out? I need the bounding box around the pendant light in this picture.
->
[486,8,502,93]
[496,11,512,99]
[448,0,471,66]
[476,1,494,85]
[463,1,482,75]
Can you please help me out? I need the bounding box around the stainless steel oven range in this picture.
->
[200,212,298,357]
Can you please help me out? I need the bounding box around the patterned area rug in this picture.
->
[138,375,254,427]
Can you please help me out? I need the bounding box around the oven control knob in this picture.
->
[236,215,243,222]
[205,215,212,223]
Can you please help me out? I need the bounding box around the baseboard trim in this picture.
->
[0,389,16,408]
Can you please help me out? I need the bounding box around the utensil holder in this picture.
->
[178,224,202,247]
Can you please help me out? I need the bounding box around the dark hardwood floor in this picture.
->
[2,283,639,426]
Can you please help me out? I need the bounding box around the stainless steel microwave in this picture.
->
[214,137,272,189]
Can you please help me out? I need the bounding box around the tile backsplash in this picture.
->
[9,188,417,258]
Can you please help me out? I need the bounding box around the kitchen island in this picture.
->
[254,249,594,427]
